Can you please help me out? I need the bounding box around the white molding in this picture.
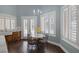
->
[47,40,60,46]
[59,44,68,53]
[62,39,79,50]
[47,40,68,53]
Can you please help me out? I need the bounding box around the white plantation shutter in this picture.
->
[62,5,77,43]
[40,11,56,35]
[49,11,56,35]
[63,7,69,39]
[49,16,55,34]
[69,6,77,42]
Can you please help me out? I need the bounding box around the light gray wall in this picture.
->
[0,5,16,15]
[16,5,41,16]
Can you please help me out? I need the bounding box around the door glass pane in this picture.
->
[24,19,28,37]
[30,18,35,37]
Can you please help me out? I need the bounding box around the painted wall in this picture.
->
[0,5,16,15]
[16,5,42,26]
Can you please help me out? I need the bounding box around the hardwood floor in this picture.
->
[7,40,64,53]
[46,43,64,53]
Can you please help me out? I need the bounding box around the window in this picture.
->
[5,17,11,30]
[69,6,77,42]
[23,19,28,37]
[11,19,16,30]
[63,6,69,39]
[40,14,49,34]
[40,16,45,33]
[49,12,56,35]
[30,18,36,37]
[0,14,16,32]
[40,11,56,35]
[40,14,49,33]
[62,5,77,43]
[30,16,37,37]
[22,16,37,37]
[44,15,49,33]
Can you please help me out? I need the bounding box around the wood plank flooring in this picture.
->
[7,40,64,53]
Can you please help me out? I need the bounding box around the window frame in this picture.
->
[40,11,56,36]
[0,14,16,32]
[21,16,37,38]
[62,5,78,44]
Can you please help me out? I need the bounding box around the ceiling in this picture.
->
[16,5,62,16]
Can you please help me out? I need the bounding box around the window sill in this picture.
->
[62,37,79,50]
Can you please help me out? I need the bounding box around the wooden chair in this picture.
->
[12,31,21,41]
[5,35,13,44]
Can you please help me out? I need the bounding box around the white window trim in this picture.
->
[40,11,56,36]
[61,5,79,47]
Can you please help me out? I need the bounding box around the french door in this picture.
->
[22,16,37,39]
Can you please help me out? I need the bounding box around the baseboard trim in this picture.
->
[47,40,68,53]
[47,40,60,46]
[62,39,79,50]
[59,44,68,53]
